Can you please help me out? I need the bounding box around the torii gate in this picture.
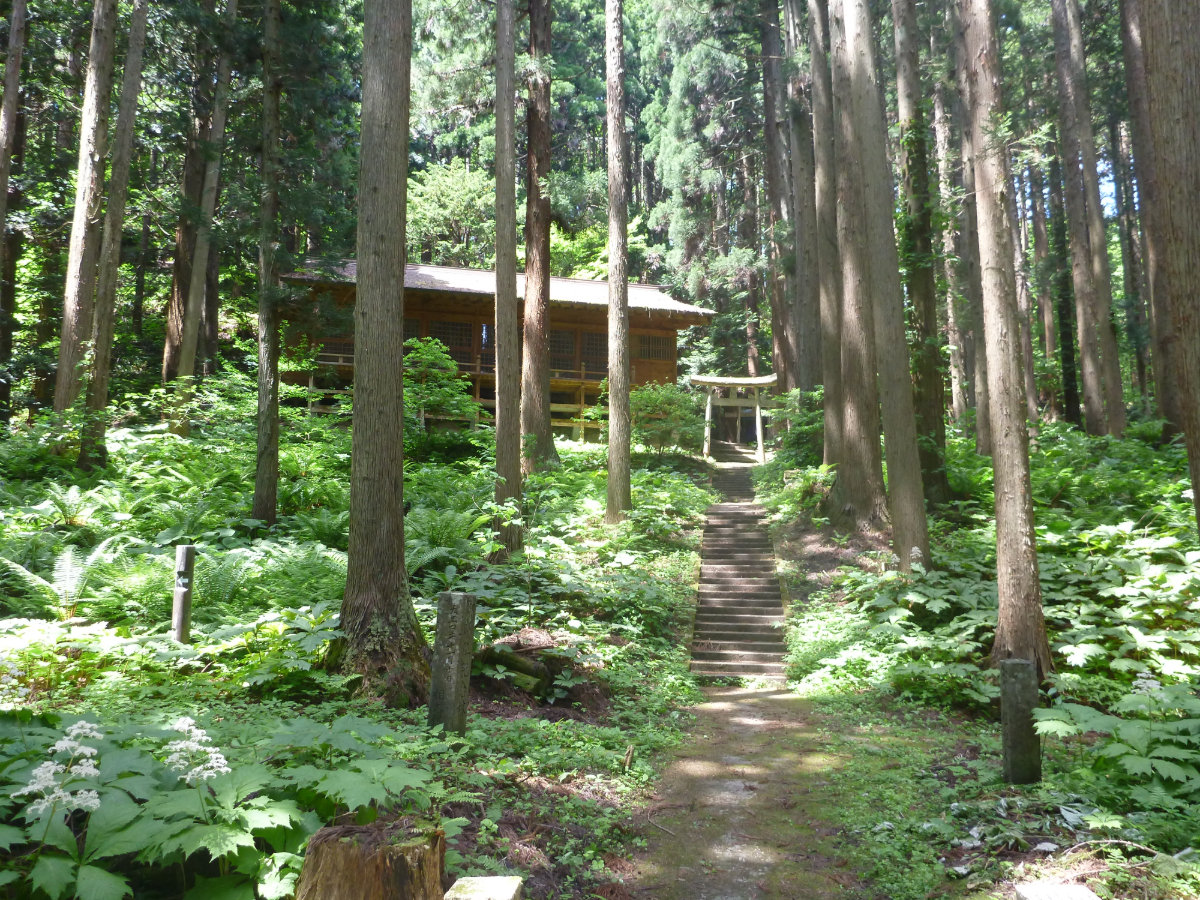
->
[690,373,778,463]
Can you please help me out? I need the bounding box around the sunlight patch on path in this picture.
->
[627,686,858,899]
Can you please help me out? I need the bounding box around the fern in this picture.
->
[0,537,125,618]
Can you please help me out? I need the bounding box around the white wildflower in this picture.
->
[1132,673,1163,695]
[13,761,64,796]
[69,758,100,778]
[66,721,104,741]
[71,790,101,811]
[14,760,101,816]
[164,718,232,783]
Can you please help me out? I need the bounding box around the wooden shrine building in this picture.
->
[285,261,713,433]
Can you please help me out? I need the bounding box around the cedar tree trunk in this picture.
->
[54,0,118,413]
[78,0,148,470]
[961,0,1052,678]
[0,0,25,423]
[342,0,430,706]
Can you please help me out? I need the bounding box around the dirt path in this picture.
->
[626,686,861,900]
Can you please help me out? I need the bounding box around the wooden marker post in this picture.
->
[172,544,196,643]
[1000,658,1041,784]
[428,591,478,735]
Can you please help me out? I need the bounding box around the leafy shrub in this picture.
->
[628,382,704,454]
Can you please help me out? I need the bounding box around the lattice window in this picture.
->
[404,319,421,343]
[428,320,474,364]
[581,331,607,380]
[550,329,576,374]
[318,340,354,366]
[636,334,673,361]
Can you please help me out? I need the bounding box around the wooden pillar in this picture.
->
[172,545,195,643]
[754,386,764,463]
[703,386,713,457]
[736,394,743,445]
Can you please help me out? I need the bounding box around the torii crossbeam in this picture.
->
[689,373,778,463]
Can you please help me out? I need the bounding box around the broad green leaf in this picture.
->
[169,823,257,860]
[74,865,130,900]
[210,765,272,808]
[97,749,155,782]
[1119,754,1155,777]
[317,769,389,811]
[1150,759,1194,782]
[0,822,26,851]
[107,774,160,801]
[30,854,76,900]
[145,790,206,820]
[85,817,162,863]
[238,798,301,832]
[276,764,327,789]
[1148,745,1200,762]
[184,874,255,900]
[0,871,19,887]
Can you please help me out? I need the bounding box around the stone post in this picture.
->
[428,591,478,735]
[172,544,195,643]
[703,386,713,457]
[1000,658,1041,784]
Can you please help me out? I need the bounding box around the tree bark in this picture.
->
[739,155,762,379]
[809,0,842,466]
[933,75,970,425]
[494,0,522,553]
[952,7,990,456]
[760,0,798,391]
[604,0,631,523]
[1050,0,1121,437]
[826,0,889,536]
[202,242,220,374]
[162,107,211,382]
[54,0,118,413]
[960,0,1052,679]
[78,0,148,471]
[1141,0,1200,528]
[342,0,430,706]
[132,150,155,341]
[892,0,950,506]
[520,0,558,472]
[173,0,238,412]
[294,823,445,900]
[0,0,26,423]
[1028,156,1060,418]
[1048,147,1082,426]
[1121,0,1181,437]
[253,0,283,524]
[1110,118,1148,408]
[1009,169,1039,425]
[841,0,929,567]
[783,0,819,391]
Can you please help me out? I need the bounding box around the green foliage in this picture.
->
[406,159,496,268]
[628,382,704,454]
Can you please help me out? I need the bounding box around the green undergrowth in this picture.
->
[0,372,713,899]
[757,417,1200,897]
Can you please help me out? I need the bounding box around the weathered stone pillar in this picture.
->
[428,591,478,735]
[1000,658,1041,784]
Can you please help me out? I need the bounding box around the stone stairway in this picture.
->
[690,442,787,679]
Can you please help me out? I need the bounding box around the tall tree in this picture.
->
[253,0,283,523]
[961,0,1051,676]
[892,0,950,505]
[826,0,888,535]
[54,0,118,413]
[1050,0,1124,437]
[739,156,763,379]
[844,0,930,568]
[0,0,26,424]
[78,0,149,471]
[1028,155,1060,418]
[494,0,522,553]
[341,0,428,704]
[1110,119,1149,407]
[520,0,558,472]
[605,0,632,523]
[760,0,798,390]
[1120,0,1182,436]
[172,0,238,413]
[952,7,990,456]
[1048,146,1082,425]
[1141,0,1200,527]
[809,0,842,466]
[933,73,971,424]
[783,0,819,391]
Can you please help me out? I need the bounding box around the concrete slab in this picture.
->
[444,876,524,900]
[1015,883,1101,900]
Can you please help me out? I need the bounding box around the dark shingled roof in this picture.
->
[287,260,715,321]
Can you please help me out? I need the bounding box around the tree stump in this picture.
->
[294,820,445,900]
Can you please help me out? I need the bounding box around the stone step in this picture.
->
[696,652,787,667]
[689,660,787,676]
[693,629,785,642]
[695,614,785,626]
[698,601,784,613]
[700,553,776,562]
[699,574,779,583]
[691,635,786,649]
[698,583,780,592]
[698,589,782,600]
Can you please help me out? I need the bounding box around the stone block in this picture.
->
[1014,883,1101,900]
[444,876,524,900]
